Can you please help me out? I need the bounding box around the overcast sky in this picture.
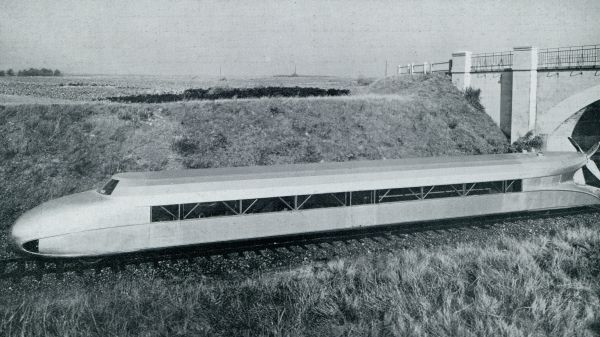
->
[1,0,599,77]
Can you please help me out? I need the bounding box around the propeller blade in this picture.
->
[585,142,600,158]
[586,160,600,182]
[568,137,584,153]
[573,169,586,185]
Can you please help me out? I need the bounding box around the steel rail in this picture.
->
[0,206,597,281]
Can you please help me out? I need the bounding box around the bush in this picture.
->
[463,87,485,112]
[172,135,198,155]
[16,68,59,76]
[0,70,4,76]
[509,131,544,152]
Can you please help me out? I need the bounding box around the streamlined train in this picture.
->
[9,138,600,258]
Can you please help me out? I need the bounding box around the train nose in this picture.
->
[9,190,108,254]
[9,210,41,254]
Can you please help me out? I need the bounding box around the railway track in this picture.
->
[1,207,598,281]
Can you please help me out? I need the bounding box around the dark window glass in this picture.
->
[377,188,422,202]
[242,197,294,214]
[98,179,119,195]
[351,190,374,205]
[181,201,239,220]
[425,185,461,199]
[151,204,179,222]
[468,182,500,195]
[506,179,522,192]
[297,193,347,210]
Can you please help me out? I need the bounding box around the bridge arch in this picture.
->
[543,84,600,151]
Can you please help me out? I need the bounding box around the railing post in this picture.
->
[451,51,472,90]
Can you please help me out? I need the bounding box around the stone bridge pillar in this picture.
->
[451,51,472,90]
[510,46,538,142]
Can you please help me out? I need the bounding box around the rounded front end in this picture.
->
[8,190,115,258]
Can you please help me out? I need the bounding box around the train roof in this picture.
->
[109,152,586,203]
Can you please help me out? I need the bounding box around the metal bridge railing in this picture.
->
[471,52,513,72]
[538,44,600,70]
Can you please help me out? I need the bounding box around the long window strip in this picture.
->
[151,179,522,222]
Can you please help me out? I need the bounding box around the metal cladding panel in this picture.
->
[10,191,149,243]
[109,152,586,205]
[34,188,599,257]
[38,223,152,256]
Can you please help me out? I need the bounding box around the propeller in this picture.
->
[568,136,600,183]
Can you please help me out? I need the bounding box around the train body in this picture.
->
[9,150,600,258]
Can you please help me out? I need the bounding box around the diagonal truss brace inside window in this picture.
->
[160,206,178,220]
[451,183,477,196]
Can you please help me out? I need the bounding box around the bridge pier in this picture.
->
[510,46,538,142]
[451,51,472,91]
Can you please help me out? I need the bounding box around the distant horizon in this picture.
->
[1,69,360,79]
[2,0,599,77]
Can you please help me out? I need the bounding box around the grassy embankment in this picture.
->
[3,74,599,335]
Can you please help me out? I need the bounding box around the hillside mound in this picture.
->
[0,78,508,234]
[368,74,460,97]
[172,94,507,168]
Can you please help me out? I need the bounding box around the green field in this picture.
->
[1,74,599,336]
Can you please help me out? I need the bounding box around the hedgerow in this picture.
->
[106,86,350,103]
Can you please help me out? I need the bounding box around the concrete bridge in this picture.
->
[400,44,600,151]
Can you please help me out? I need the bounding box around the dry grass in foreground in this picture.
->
[1,215,599,337]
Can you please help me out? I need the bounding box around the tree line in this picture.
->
[0,68,62,76]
